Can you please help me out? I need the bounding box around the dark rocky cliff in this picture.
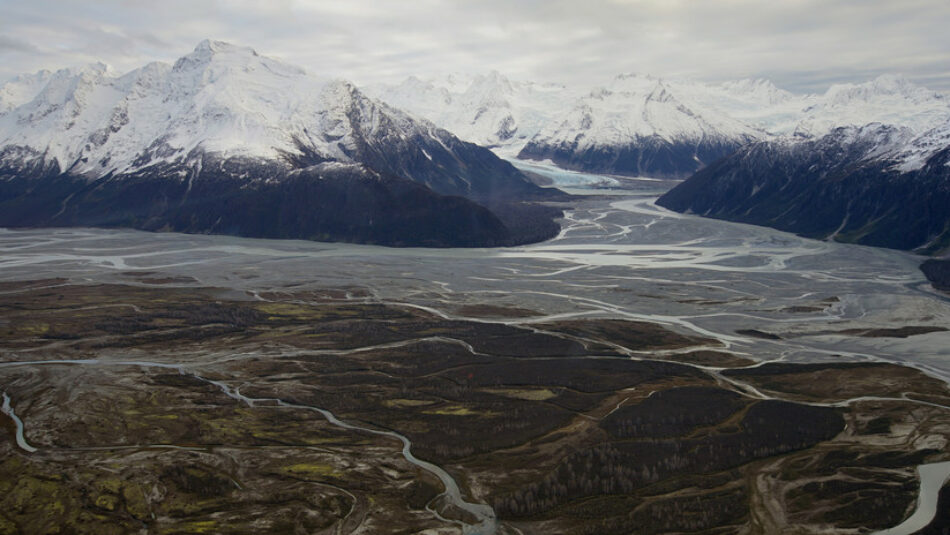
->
[657,125,950,254]
[519,136,746,178]
[0,155,565,248]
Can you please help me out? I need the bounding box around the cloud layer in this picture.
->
[2,0,948,92]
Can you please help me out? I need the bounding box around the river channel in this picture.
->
[1,163,949,532]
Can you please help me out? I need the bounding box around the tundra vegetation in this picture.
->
[1,280,948,534]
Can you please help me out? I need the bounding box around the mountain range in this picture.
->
[657,121,950,253]
[4,41,950,256]
[374,70,950,258]
[372,72,950,178]
[653,79,950,257]
[0,41,564,247]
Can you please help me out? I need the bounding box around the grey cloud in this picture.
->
[1,0,948,92]
[0,35,40,54]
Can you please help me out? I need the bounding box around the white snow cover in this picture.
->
[3,39,950,178]
[828,123,918,162]
[373,71,950,166]
[666,77,801,135]
[0,40,437,178]
[892,118,950,172]
[0,70,53,114]
[368,71,581,156]
[791,75,950,138]
[663,75,948,138]
[528,73,764,151]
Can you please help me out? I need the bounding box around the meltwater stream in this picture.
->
[205,376,496,533]
[0,359,496,534]
[5,192,945,379]
[873,461,950,535]
[1,391,38,453]
[1,165,949,533]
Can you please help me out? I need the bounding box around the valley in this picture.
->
[2,169,949,534]
[1,0,949,531]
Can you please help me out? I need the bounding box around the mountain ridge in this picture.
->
[656,121,950,255]
[0,41,566,248]
[372,71,949,177]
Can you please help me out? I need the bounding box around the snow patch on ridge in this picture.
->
[892,119,950,172]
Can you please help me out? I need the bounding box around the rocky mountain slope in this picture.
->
[657,121,950,254]
[648,75,950,292]
[0,41,564,247]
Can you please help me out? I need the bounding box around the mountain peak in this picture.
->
[173,39,280,74]
[170,39,306,86]
[66,62,112,80]
[482,70,508,83]
[614,73,658,82]
[193,39,258,57]
[609,73,665,96]
[823,73,939,106]
[0,69,55,113]
[869,73,910,90]
[6,69,53,83]
[469,70,513,92]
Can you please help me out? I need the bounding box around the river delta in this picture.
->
[1,166,949,534]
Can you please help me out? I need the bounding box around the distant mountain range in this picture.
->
[373,72,950,178]
[0,41,564,247]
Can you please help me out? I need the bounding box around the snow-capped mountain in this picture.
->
[374,72,793,178]
[374,72,950,179]
[655,76,950,254]
[518,74,766,177]
[0,70,53,114]
[893,118,950,172]
[667,75,949,138]
[665,78,800,135]
[788,74,949,138]
[517,74,950,177]
[369,72,579,156]
[0,40,563,247]
[657,120,950,254]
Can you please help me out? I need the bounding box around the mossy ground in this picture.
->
[1,281,948,534]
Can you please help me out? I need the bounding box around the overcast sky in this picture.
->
[2,0,949,93]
